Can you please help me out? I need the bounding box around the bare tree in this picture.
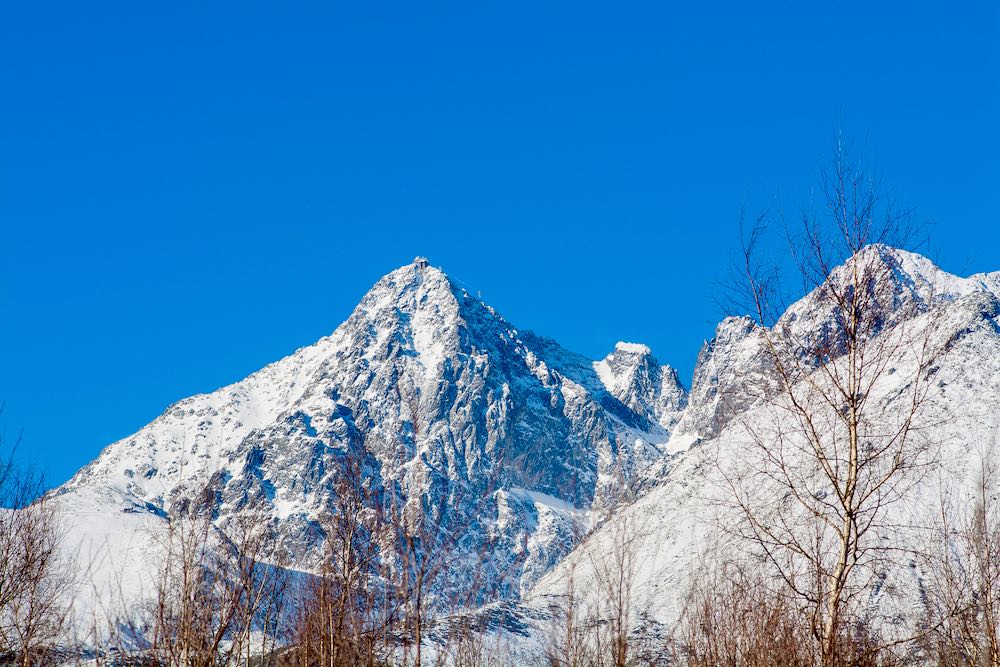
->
[388,474,474,667]
[544,563,593,667]
[924,445,1000,666]
[142,496,288,667]
[290,379,502,667]
[0,425,75,667]
[590,515,640,667]
[543,514,651,667]
[292,443,399,667]
[670,559,814,667]
[384,380,507,667]
[718,137,947,665]
[223,511,290,667]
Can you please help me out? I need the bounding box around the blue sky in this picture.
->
[2,2,998,486]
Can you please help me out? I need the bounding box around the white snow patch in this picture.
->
[664,430,699,454]
[615,342,652,355]
[511,487,589,523]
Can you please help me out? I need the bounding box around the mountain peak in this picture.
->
[376,256,449,287]
[594,342,687,433]
[821,244,985,307]
[354,258,466,322]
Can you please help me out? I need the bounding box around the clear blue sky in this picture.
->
[2,2,998,486]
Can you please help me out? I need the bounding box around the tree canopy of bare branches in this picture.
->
[0,423,75,667]
[716,136,947,666]
[923,443,1000,667]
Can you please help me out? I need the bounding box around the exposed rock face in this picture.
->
[593,342,687,433]
[672,316,767,440]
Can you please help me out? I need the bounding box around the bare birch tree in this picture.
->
[144,497,288,667]
[389,474,475,667]
[590,515,640,667]
[544,563,591,667]
[671,559,814,667]
[543,514,650,667]
[718,137,947,665]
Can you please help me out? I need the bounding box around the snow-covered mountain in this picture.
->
[672,245,1000,444]
[593,342,686,434]
[57,259,682,617]
[52,247,1000,652]
[524,246,1000,649]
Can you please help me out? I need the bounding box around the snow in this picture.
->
[52,487,168,636]
[592,357,615,389]
[614,341,652,355]
[663,430,699,455]
[511,487,589,519]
